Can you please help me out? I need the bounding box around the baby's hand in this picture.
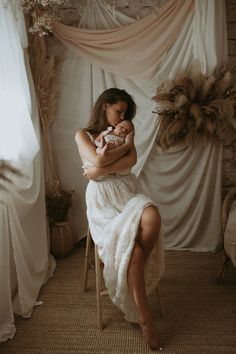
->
[125,130,135,145]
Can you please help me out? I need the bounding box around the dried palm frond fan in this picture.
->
[152,65,236,150]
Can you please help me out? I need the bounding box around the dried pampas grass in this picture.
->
[37,55,62,128]
[30,36,62,130]
[153,66,236,149]
[29,35,62,186]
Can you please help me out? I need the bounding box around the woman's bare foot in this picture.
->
[139,320,163,351]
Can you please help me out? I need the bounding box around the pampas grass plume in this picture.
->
[157,100,177,113]
[205,119,217,135]
[201,75,216,99]
[175,94,189,109]
[190,103,202,128]
[216,71,232,95]
[168,118,185,135]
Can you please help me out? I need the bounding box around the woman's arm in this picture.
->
[107,145,137,173]
[83,145,137,180]
[75,129,133,167]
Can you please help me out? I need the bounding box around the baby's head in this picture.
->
[113,120,134,137]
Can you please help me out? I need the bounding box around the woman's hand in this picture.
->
[83,166,105,180]
[125,130,135,146]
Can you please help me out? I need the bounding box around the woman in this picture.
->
[75,88,165,350]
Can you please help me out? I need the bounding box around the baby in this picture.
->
[95,120,134,156]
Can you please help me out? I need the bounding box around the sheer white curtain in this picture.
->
[0,1,38,163]
[0,1,55,342]
[51,0,227,251]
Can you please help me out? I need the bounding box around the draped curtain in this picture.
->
[0,2,38,163]
[0,1,55,342]
[53,0,194,81]
[51,0,227,250]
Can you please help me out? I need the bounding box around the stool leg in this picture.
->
[155,286,163,318]
[83,227,92,292]
[217,252,230,284]
[95,245,103,330]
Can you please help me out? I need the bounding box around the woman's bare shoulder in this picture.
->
[75,128,86,135]
[75,129,97,148]
[75,128,88,142]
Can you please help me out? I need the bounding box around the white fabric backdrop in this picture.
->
[53,0,194,80]
[51,0,227,251]
[0,1,55,342]
[138,138,223,250]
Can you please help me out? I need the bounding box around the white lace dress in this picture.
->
[84,137,165,323]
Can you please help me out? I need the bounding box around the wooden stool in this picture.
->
[83,227,106,329]
[83,227,163,330]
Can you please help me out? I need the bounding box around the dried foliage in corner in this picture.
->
[46,180,74,228]
[152,66,236,150]
[20,0,71,36]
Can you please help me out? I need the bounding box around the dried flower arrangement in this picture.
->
[45,180,74,227]
[20,0,71,36]
[152,66,236,150]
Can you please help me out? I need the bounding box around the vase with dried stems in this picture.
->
[46,180,75,257]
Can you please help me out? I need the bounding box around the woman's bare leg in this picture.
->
[138,206,161,261]
[127,206,162,349]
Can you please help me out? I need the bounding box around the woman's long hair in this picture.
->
[86,88,136,135]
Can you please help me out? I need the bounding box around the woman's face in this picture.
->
[104,101,128,127]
